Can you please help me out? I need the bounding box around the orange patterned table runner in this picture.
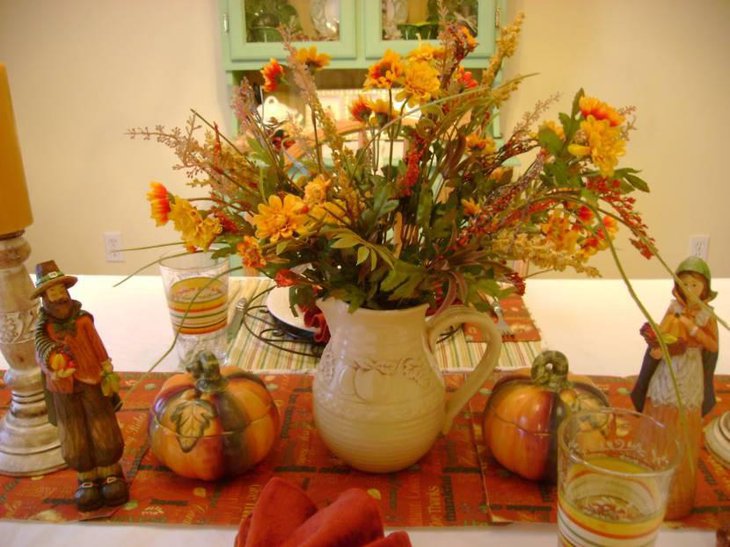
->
[0,372,729,530]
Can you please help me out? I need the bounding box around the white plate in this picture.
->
[265,286,317,333]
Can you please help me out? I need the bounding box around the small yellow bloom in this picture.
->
[309,200,348,226]
[407,43,443,63]
[465,133,496,155]
[294,46,330,71]
[539,120,565,141]
[304,175,331,205]
[368,98,399,126]
[252,194,308,242]
[396,59,441,107]
[364,49,404,90]
[168,198,222,250]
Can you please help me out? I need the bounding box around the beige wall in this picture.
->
[0,0,728,279]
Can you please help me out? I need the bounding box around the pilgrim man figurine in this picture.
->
[31,260,128,512]
[630,256,719,520]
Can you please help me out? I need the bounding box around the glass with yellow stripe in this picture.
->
[557,408,680,546]
[159,251,229,367]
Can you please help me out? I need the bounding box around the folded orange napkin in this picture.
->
[235,477,411,547]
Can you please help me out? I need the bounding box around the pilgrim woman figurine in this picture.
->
[631,256,719,520]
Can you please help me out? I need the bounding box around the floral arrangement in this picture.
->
[131,12,655,315]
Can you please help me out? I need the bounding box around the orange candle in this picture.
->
[0,63,33,235]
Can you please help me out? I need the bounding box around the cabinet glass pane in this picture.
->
[380,0,478,41]
[244,0,341,43]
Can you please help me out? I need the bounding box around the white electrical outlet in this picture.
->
[689,235,710,260]
[104,231,124,262]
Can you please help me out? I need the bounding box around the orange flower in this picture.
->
[455,66,478,89]
[576,205,594,223]
[452,25,478,60]
[295,46,330,71]
[578,96,624,127]
[349,96,372,123]
[146,182,171,226]
[461,198,481,216]
[364,49,404,90]
[261,58,284,93]
[602,215,618,236]
[237,236,266,269]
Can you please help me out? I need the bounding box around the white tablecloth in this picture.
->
[1,275,728,546]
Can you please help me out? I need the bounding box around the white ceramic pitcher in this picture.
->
[312,299,502,473]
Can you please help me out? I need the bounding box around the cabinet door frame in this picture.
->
[362,0,498,61]
[225,0,358,63]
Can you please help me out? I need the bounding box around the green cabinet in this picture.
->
[219,0,505,71]
[222,0,358,68]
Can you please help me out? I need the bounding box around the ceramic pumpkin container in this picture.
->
[482,350,608,482]
[149,352,279,481]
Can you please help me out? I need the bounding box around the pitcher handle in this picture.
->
[426,305,502,434]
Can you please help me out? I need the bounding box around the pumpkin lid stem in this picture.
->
[530,350,570,390]
[193,351,229,393]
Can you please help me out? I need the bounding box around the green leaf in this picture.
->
[170,399,217,453]
[416,186,434,227]
[331,234,360,249]
[559,112,578,142]
[537,127,564,156]
[571,88,585,118]
[380,261,426,300]
[276,240,290,255]
[624,173,650,192]
[356,246,370,266]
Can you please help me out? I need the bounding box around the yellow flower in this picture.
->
[304,175,331,205]
[252,194,308,242]
[579,96,624,127]
[364,49,404,90]
[465,133,496,155]
[568,117,626,176]
[461,198,481,216]
[168,198,222,250]
[368,98,399,126]
[396,59,440,107]
[309,200,348,226]
[295,46,330,71]
[192,216,223,250]
[407,43,443,63]
[454,25,478,57]
[237,236,266,269]
[538,120,565,141]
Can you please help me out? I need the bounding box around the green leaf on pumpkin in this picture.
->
[170,399,217,453]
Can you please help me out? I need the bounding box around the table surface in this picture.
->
[1,275,728,546]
